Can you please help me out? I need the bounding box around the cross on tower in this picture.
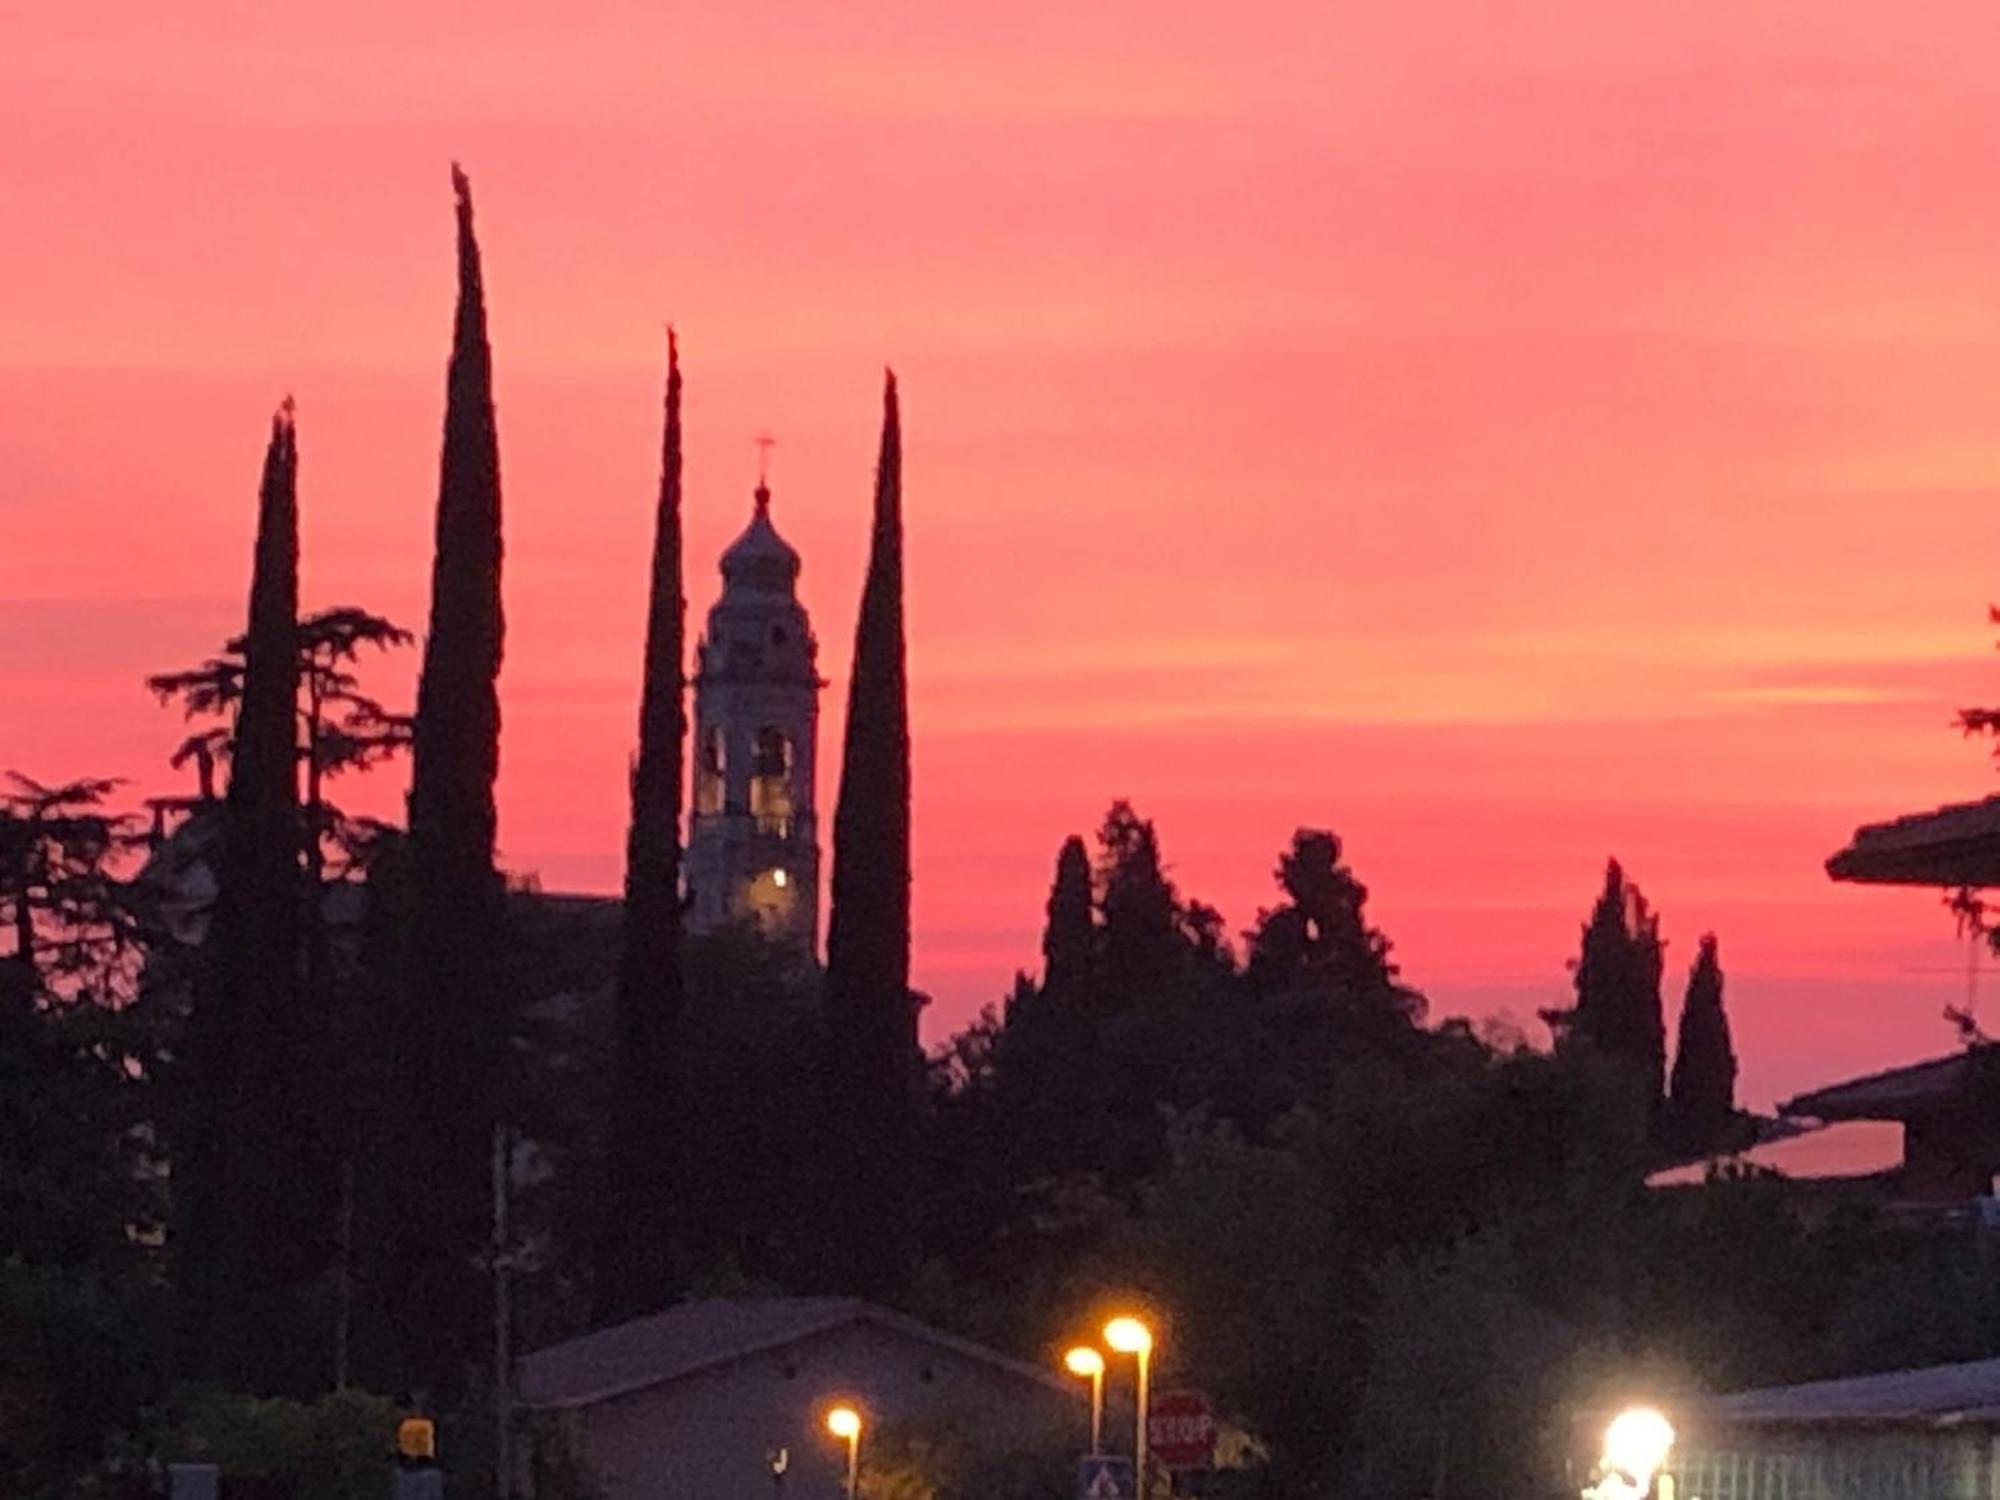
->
[754,432,777,487]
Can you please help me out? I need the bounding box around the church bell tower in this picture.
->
[685,480,822,951]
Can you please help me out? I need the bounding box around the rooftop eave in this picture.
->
[1827,795,2000,887]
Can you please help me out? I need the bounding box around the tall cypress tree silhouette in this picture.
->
[823,371,917,1294]
[180,403,310,1389]
[392,163,507,1383]
[1667,933,1738,1155]
[597,330,689,1322]
[1041,834,1094,998]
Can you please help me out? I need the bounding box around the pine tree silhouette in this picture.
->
[823,371,917,1294]
[597,330,689,1322]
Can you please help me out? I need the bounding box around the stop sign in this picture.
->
[1148,1390,1216,1470]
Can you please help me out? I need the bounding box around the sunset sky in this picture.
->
[8,2,2000,1108]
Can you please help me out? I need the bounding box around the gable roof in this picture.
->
[517,1297,1068,1410]
[1697,1356,2000,1429]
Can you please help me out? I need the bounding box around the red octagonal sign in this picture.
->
[1148,1390,1216,1470]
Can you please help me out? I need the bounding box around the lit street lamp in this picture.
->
[1583,1407,1675,1500]
[826,1405,863,1500]
[1104,1316,1154,1493]
[1063,1346,1107,1454]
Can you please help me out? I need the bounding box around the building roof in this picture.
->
[1695,1357,2000,1429]
[1782,1050,1992,1122]
[720,483,802,594]
[1645,1119,1905,1187]
[516,1297,1067,1410]
[1826,795,2000,887]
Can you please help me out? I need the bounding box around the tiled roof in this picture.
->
[516,1298,1065,1410]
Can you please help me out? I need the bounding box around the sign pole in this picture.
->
[1135,1345,1150,1495]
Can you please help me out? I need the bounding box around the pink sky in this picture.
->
[8,2,2000,1108]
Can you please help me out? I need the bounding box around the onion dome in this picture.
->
[720,483,801,595]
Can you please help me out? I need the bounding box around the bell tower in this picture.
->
[685,479,822,951]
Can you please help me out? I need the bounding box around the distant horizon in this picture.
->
[11,1,2000,1113]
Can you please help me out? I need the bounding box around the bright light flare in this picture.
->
[1602,1407,1674,1487]
[826,1406,862,1441]
[1103,1316,1153,1355]
[1064,1346,1106,1378]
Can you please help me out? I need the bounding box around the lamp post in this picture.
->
[1583,1407,1675,1500]
[826,1405,863,1500]
[1063,1346,1107,1454]
[1104,1316,1154,1494]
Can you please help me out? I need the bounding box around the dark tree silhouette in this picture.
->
[149,606,413,879]
[0,774,162,1498]
[0,778,156,1262]
[176,404,320,1390]
[391,163,508,1383]
[0,774,138,1011]
[1957,605,2000,756]
[1040,834,1093,998]
[823,370,918,1295]
[1546,859,1665,1124]
[1095,800,1180,1007]
[1667,933,1738,1155]
[1246,829,1423,1028]
[149,606,413,1390]
[597,330,690,1322]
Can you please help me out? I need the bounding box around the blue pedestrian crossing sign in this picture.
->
[1078,1455,1135,1499]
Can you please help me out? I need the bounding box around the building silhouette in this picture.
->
[684,480,822,951]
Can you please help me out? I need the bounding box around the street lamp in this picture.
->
[1063,1346,1107,1454]
[825,1405,863,1500]
[1104,1316,1154,1492]
[1584,1407,1675,1500]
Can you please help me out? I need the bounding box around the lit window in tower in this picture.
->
[695,726,726,815]
[750,725,793,834]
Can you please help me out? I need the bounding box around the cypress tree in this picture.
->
[1559,859,1665,1119]
[181,403,310,1389]
[1040,834,1094,998]
[596,330,688,1322]
[390,162,507,1384]
[823,370,917,1295]
[1667,933,1737,1155]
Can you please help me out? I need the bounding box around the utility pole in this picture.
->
[492,1122,513,1500]
[333,1157,355,1390]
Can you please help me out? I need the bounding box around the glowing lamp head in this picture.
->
[826,1406,862,1441]
[1602,1407,1674,1486]
[773,868,789,888]
[395,1417,436,1462]
[1064,1346,1106,1378]
[1103,1316,1153,1355]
